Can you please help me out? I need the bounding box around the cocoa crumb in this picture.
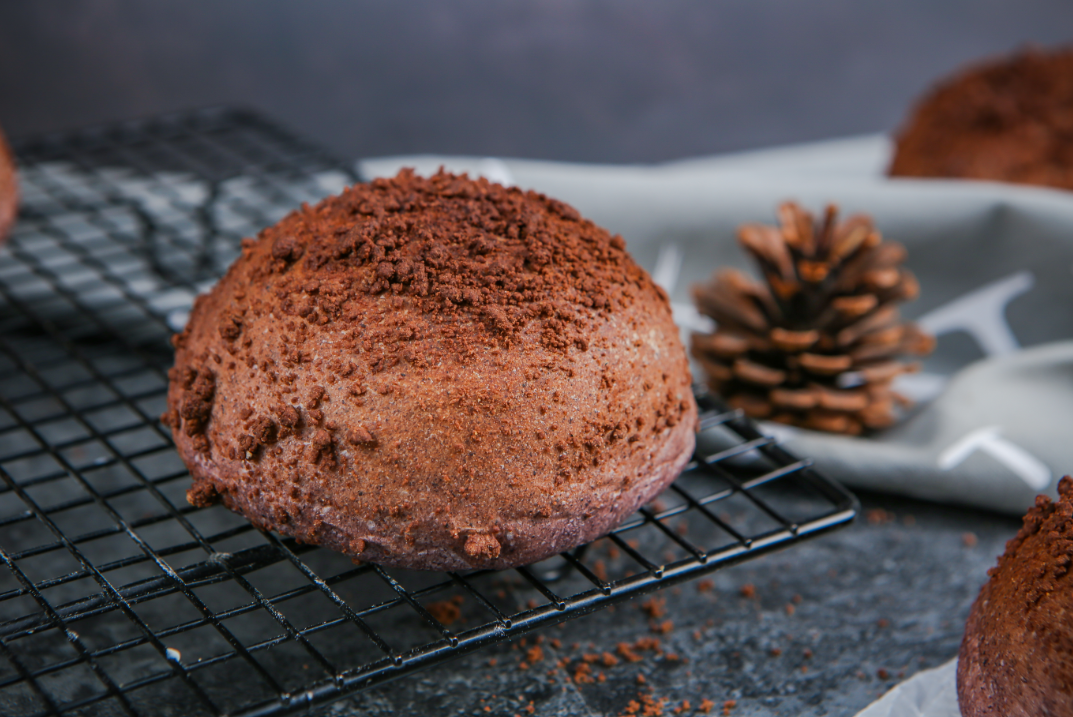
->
[651,619,674,635]
[617,643,643,663]
[867,508,894,525]
[593,559,608,582]
[641,596,666,618]
[426,595,463,626]
[740,583,756,599]
[573,662,594,684]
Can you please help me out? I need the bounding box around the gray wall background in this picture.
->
[1,1,1071,163]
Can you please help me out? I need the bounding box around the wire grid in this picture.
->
[0,107,858,717]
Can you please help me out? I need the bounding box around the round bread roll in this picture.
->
[889,46,1073,192]
[0,126,17,243]
[957,476,1073,716]
[165,169,697,570]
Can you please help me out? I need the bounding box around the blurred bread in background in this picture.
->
[890,46,1073,192]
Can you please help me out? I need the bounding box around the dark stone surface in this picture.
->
[321,490,1019,716]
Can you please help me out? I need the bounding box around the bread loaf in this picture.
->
[165,170,697,570]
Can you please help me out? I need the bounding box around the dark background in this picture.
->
[1,1,1072,164]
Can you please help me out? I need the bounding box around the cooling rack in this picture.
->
[0,108,857,716]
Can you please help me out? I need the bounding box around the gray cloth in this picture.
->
[359,137,1073,516]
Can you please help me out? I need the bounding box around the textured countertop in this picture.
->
[325,489,1017,716]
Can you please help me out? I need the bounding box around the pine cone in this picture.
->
[690,202,934,435]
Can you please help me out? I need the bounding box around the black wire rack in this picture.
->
[0,107,858,717]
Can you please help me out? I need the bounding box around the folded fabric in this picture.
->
[854,659,960,717]
[360,139,1073,515]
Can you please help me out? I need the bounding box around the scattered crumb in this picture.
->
[722,700,737,716]
[803,648,813,659]
[903,514,916,526]
[488,658,497,667]
[877,618,890,628]
[769,648,782,657]
[698,698,715,714]
[692,630,702,641]
[962,532,978,547]
[426,595,463,625]
[526,645,544,664]
[526,598,539,609]
[550,638,562,649]
[867,508,894,525]
[593,559,609,582]
[673,699,692,715]
[636,673,646,685]
[791,594,803,604]
[740,583,756,599]
[641,597,667,618]
[573,662,595,684]
[651,619,674,635]
[878,668,890,680]
[785,603,795,616]
[697,579,714,593]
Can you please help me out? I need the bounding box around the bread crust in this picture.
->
[166,170,696,570]
[957,476,1073,716]
[0,127,17,243]
[890,47,1073,191]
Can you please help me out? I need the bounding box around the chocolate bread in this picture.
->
[165,169,697,570]
[0,127,16,243]
[890,46,1073,192]
[957,476,1073,716]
